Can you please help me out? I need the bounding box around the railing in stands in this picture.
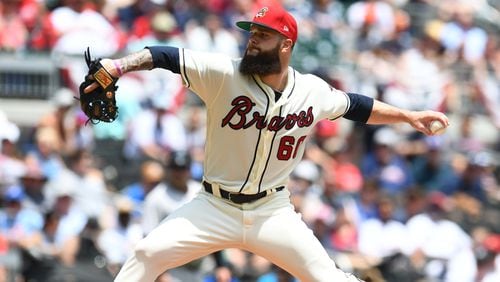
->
[0,53,60,100]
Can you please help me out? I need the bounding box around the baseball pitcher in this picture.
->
[80,2,448,282]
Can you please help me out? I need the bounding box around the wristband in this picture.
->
[113,60,123,77]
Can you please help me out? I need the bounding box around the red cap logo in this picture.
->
[236,4,298,43]
[256,7,268,18]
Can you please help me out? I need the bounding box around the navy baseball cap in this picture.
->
[167,151,192,169]
[236,3,298,43]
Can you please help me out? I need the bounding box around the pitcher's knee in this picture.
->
[300,258,345,281]
[132,239,169,279]
[134,239,159,262]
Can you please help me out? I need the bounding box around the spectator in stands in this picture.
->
[48,0,86,37]
[222,249,272,282]
[24,0,58,52]
[67,218,114,282]
[346,0,396,50]
[411,135,459,193]
[341,180,380,227]
[0,0,28,51]
[20,211,62,281]
[402,0,438,38]
[123,93,188,163]
[55,149,111,220]
[382,39,448,112]
[404,191,478,282]
[0,113,25,189]
[142,150,200,233]
[482,254,500,282]
[50,0,122,57]
[358,195,408,259]
[21,209,96,282]
[288,159,323,225]
[72,110,95,149]
[125,8,188,117]
[330,206,358,253]
[18,164,50,214]
[439,3,488,65]
[310,204,336,251]
[114,0,151,33]
[43,175,88,268]
[307,0,345,33]
[256,264,297,282]
[450,114,486,154]
[299,145,355,252]
[447,151,491,202]
[169,0,213,31]
[357,195,419,281]
[471,151,499,202]
[220,0,260,52]
[361,126,414,194]
[185,12,240,58]
[476,50,500,129]
[353,44,398,100]
[402,187,427,222]
[97,196,143,276]
[126,9,185,52]
[38,87,93,156]
[308,135,362,214]
[25,126,66,181]
[312,118,341,150]
[291,0,346,72]
[322,138,364,195]
[121,160,165,220]
[0,185,44,282]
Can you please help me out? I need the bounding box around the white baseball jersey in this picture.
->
[179,49,350,194]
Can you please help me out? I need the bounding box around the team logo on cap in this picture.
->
[255,7,268,18]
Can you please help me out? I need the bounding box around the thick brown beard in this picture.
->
[239,44,282,75]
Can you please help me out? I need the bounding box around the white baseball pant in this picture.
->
[114,189,350,282]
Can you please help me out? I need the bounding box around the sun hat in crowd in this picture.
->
[292,160,320,183]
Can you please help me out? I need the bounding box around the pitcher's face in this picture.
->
[239,25,285,75]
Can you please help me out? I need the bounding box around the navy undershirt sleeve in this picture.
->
[146,46,181,74]
[343,93,374,123]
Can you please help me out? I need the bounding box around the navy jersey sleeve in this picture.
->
[146,46,180,74]
[344,93,374,123]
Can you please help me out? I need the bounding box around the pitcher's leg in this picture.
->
[114,218,213,282]
[247,206,353,282]
[114,193,241,282]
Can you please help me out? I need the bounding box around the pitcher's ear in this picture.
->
[281,38,294,52]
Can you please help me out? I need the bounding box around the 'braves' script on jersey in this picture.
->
[221,96,314,131]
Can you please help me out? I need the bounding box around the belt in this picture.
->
[202,181,284,204]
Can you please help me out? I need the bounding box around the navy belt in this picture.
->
[202,181,284,204]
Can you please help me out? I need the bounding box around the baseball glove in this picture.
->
[78,47,119,124]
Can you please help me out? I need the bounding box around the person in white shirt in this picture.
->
[404,192,477,282]
[123,94,188,162]
[358,196,408,259]
[142,150,201,233]
[98,197,143,276]
[185,13,240,58]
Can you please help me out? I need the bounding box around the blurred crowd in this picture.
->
[1,0,500,281]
